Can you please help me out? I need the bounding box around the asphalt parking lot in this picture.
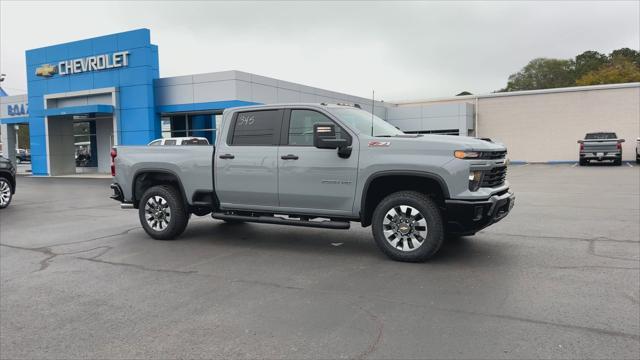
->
[1,164,638,359]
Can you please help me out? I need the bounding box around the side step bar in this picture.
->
[211,212,350,230]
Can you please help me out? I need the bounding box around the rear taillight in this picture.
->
[580,143,584,151]
[110,148,117,176]
[616,142,622,150]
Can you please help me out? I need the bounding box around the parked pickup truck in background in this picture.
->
[110,104,515,262]
[578,132,625,166]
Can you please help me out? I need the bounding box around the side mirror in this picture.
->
[313,123,348,149]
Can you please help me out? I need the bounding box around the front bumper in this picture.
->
[444,191,515,235]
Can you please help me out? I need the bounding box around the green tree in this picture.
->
[576,57,640,86]
[609,47,640,66]
[574,50,608,79]
[501,58,575,92]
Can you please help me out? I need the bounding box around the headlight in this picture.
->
[468,170,482,191]
[454,150,480,159]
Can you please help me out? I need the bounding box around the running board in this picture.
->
[211,212,350,229]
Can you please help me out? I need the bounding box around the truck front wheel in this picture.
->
[139,185,189,240]
[371,191,444,262]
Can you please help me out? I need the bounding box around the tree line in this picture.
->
[498,48,640,92]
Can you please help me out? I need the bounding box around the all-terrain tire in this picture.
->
[371,191,444,262]
[138,185,189,240]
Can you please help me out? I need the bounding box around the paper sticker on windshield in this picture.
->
[368,141,391,147]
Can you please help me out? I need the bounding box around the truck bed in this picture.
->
[113,145,214,204]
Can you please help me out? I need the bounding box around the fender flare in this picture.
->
[359,170,450,224]
[131,168,189,208]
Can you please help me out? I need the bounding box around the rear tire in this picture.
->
[371,191,444,262]
[614,157,622,166]
[138,185,188,240]
[0,177,12,209]
[579,159,588,166]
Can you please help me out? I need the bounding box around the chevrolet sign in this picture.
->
[35,51,129,77]
[35,64,57,77]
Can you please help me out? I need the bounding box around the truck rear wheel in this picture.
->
[139,185,188,240]
[371,191,444,262]
[613,157,622,166]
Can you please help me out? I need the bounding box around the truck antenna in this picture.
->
[371,90,375,136]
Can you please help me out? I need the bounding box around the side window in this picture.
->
[164,139,177,146]
[182,138,209,145]
[288,110,343,146]
[231,110,281,146]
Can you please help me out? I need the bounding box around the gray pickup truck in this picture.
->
[110,104,515,262]
[578,132,625,166]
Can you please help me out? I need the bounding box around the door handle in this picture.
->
[219,154,235,159]
[281,154,299,160]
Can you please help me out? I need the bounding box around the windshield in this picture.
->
[328,107,404,137]
[585,132,617,140]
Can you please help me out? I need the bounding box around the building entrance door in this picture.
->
[47,115,113,175]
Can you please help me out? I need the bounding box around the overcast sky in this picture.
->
[1,1,638,101]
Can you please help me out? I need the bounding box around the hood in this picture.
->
[371,134,506,152]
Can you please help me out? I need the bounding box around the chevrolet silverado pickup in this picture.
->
[578,132,625,166]
[110,104,515,262]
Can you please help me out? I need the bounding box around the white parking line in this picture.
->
[571,163,578,167]
[627,162,634,167]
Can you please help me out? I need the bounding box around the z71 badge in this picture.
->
[368,141,391,147]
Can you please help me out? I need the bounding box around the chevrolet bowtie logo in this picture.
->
[35,64,58,77]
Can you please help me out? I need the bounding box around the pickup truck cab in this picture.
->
[578,132,625,166]
[111,104,515,262]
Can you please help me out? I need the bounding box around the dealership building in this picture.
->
[1,29,638,175]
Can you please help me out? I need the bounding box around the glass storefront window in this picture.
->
[73,121,97,167]
[160,112,220,143]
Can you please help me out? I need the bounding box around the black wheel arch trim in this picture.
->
[359,170,451,224]
[131,169,190,209]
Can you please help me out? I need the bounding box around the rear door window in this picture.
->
[164,139,177,146]
[230,110,282,146]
